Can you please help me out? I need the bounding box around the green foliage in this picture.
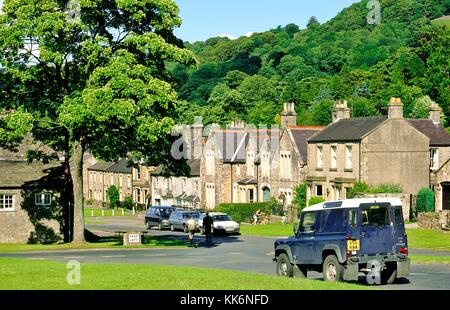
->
[173,1,450,127]
[416,188,436,213]
[410,96,434,118]
[215,203,272,223]
[347,182,404,198]
[123,196,133,210]
[292,183,307,211]
[308,196,325,206]
[106,185,120,209]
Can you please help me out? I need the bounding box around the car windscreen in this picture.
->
[360,204,390,228]
[183,213,199,219]
[156,208,173,218]
[212,215,232,222]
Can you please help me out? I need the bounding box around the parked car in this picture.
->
[169,210,201,233]
[145,206,176,230]
[273,198,409,284]
[197,212,240,235]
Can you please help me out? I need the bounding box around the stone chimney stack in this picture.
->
[388,97,404,119]
[281,102,297,129]
[230,119,246,129]
[332,100,351,123]
[429,102,442,125]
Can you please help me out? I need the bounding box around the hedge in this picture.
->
[308,196,325,206]
[215,203,272,223]
[416,188,435,213]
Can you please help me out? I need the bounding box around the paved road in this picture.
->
[2,216,450,290]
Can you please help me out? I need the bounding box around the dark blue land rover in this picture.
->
[274,198,410,284]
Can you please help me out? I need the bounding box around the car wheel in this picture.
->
[323,255,344,282]
[158,222,162,230]
[381,264,397,285]
[183,224,188,233]
[170,224,175,232]
[276,253,293,277]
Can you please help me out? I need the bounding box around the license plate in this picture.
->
[347,240,360,251]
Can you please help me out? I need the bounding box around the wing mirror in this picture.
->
[293,223,299,236]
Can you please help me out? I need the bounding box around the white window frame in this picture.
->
[261,153,270,177]
[127,175,132,189]
[247,151,255,177]
[0,194,15,211]
[430,148,439,170]
[280,151,292,180]
[331,145,337,169]
[119,174,123,188]
[206,151,215,176]
[345,145,353,170]
[317,146,323,169]
[35,193,52,206]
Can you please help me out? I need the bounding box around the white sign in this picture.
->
[128,234,141,244]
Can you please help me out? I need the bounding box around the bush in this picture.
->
[267,196,283,216]
[123,196,133,210]
[215,203,272,223]
[106,185,120,209]
[308,196,325,206]
[416,188,435,213]
[86,198,95,206]
[292,183,307,211]
[347,182,403,198]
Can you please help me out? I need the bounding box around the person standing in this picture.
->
[187,216,197,247]
[203,212,214,244]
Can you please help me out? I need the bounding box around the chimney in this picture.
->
[332,100,351,123]
[429,101,442,125]
[388,97,404,119]
[230,119,246,129]
[281,102,297,129]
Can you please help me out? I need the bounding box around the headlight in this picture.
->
[217,225,224,229]
[162,219,169,223]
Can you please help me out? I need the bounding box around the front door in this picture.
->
[359,203,393,255]
[263,187,271,202]
[292,212,316,264]
[442,184,450,211]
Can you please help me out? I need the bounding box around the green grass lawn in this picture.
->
[432,18,450,27]
[407,229,450,251]
[409,255,450,265]
[84,208,134,218]
[0,257,365,290]
[240,222,297,237]
[0,236,187,253]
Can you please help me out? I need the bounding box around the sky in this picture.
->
[174,0,360,42]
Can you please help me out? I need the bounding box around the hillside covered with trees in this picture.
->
[172,0,450,127]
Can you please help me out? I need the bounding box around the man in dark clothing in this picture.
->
[203,213,214,244]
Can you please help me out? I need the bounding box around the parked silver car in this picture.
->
[168,210,201,233]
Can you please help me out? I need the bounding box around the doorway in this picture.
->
[442,183,450,211]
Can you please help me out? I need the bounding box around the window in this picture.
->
[301,212,316,232]
[430,148,439,170]
[247,152,255,177]
[345,146,353,170]
[393,207,404,226]
[360,203,389,227]
[331,146,337,169]
[280,189,293,206]
[334,186,341,200]
[280,152,292,179]
[154,177,159,189]
[35,193,52,206]
[0,195,14,211]
[134,168,141,180]
[182,179,186,193]
[316,146,323,169]
[206,183,215,209]
[110,175,114,186]
[195,180,199,192]
[206,151,215,175]
[119,174,123,188]
[261,153,270,177]
[135,188,141,203]
[316,185,323,197]
[89,172,93,184]
[167,179,172,191]
[348,210,357,228]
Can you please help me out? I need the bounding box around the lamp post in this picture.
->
[254,154,261,203]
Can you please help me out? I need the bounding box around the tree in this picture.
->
[106,185,119,209]
[0,0,196,243]
[292,183,307,211]
[307,16,320,29]
[410,95,434,118]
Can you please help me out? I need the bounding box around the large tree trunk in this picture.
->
[72,141,85,243]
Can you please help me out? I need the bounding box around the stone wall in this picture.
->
[418,212,442,230]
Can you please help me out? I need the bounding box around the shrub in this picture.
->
[86,198,95,206]
[215,202,272,223]
[347,182,403,198]
[267,196,283,216]
[308,196,325,206]
[106,185,120,209]
[347,182,370,198]
[292,183,307,211]
[123,196,133,210]
[416,188,435,213]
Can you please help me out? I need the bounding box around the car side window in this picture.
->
[393,207,404,226]
[301,212,316,232]
[348,210,357,228]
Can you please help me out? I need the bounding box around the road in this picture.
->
[2,216,450,290]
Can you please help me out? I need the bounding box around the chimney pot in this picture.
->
[388,97,404,119]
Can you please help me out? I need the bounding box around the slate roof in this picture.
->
[214,131,248,163]
[407,119,450,146]
[151,159,201,177]
[0,160,65,189]
[308,116,388,143]
[105,159,132,174]
[289,127,324,161]
[237,177,257,185]
[88,161,114,172]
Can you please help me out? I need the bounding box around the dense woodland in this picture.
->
[171,0,450,128]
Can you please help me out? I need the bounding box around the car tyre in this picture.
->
[276,253,294,278]
[170,224,175,232]
[381,264,397,285]
[323,255,344,282]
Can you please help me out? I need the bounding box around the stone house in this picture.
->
[86,159,132,205]
[0,160,66,244]
[150,159,201,208]
[200,103,322,209]
[306,98,450,210]
[132,165,153,207]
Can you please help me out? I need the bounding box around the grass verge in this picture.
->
[407,229,450,251]
[0,235,187,253]
[0,257,365,290]
[84,208,133,218]
[409,255,450,265]
[240,222,296,237]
